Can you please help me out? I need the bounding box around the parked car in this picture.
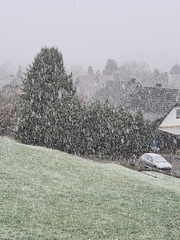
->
[139,153,172,170]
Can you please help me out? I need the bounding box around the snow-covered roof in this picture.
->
[91,80,179,121]
[158,127,180,135]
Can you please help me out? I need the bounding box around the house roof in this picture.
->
[91,80,179,121]
[158,127,180,135]
[127,86,179,120]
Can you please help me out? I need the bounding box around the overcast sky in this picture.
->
[1,0,180,72]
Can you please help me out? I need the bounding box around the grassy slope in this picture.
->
[0,137,180,240]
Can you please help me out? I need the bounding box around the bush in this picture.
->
[0,105,17,136]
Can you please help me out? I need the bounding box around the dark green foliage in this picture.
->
[128,110,154,154]
[75,101,153,156]
[17,47,76,146]
[55,94,84,153]
[17,46,153,156]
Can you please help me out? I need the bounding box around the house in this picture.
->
[158,103,180,135]
[157,103,180,151]
[91,79,179,122]
[91,78,180,151]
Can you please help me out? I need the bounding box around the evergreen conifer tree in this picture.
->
[17,47,76,146]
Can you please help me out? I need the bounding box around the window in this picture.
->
[147,156,153,162]
[176,109,180,119]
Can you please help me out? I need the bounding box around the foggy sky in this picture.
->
[1,0,180,72]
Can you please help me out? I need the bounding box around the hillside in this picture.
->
[0,137,180,239]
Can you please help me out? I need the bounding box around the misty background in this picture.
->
[1,0,180,74]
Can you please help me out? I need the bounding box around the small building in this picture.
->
[159,103,180,135]
[158,103,180,151]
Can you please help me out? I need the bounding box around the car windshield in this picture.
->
[153,155,166,163]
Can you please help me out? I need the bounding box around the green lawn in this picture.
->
[0,137,180,240]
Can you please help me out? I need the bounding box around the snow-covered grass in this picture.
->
[0,137,180,240]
